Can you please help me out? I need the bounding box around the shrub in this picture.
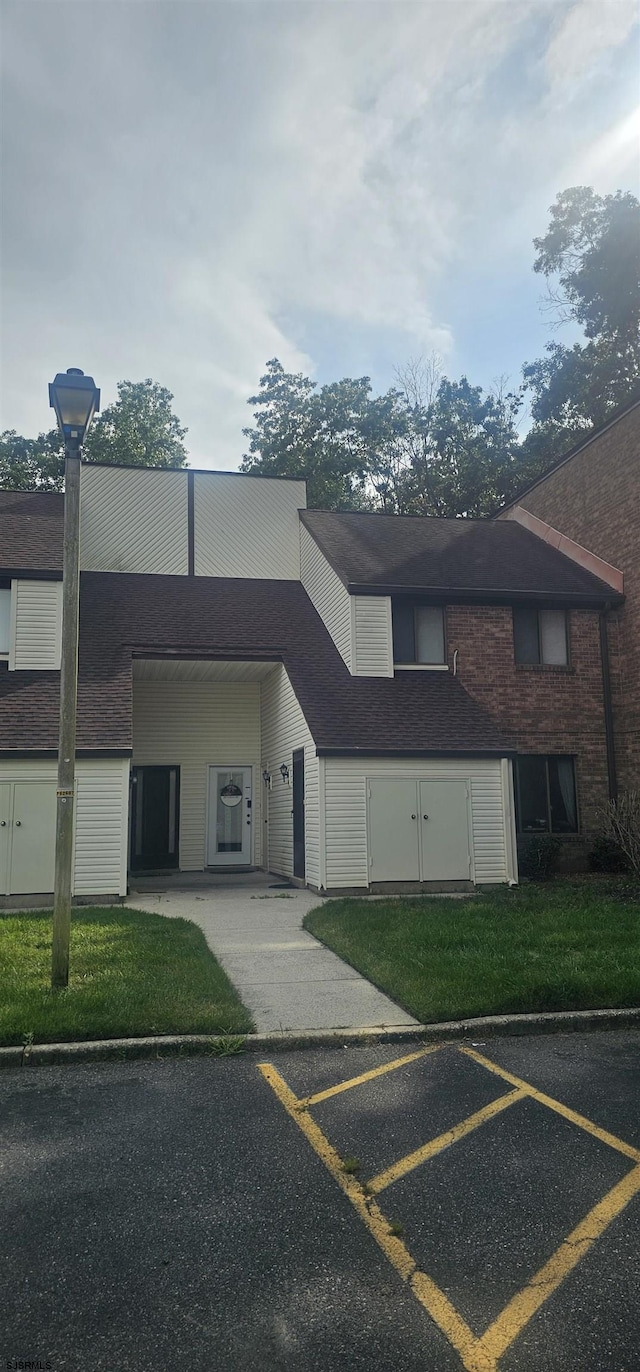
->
[588,835,629,874]
[518,833,562,881]
[600,792,640,877]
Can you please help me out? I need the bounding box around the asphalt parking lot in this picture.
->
[1,1031,639,1371]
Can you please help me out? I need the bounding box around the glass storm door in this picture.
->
[207,766,252,866]
[130,766,180,872]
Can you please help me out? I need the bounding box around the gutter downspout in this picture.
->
[599,608,618,801]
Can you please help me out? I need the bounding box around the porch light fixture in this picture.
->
[280,763,290,783]
[262,770,272,787]
[49,367,100,451]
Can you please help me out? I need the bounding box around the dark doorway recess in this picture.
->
[292,749,305,880]
[130,766,180,872]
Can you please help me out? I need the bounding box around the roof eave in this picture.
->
[495,394,640,515]
[347,583,622,607]
[316,746,515,758]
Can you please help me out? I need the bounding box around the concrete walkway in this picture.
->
[126,873,417,1034]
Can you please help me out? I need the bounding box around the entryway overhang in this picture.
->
[132,657,279,683]
[131,657,280,876]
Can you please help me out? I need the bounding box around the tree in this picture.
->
[241,358,406,508]
[532,186,640,344]
[521,187,640,467]
[242,357,523,516]
[398,374,523,518]
[0,379,188,491]
[0,429,65,491]
[84,379,188,468]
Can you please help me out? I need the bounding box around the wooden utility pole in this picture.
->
[51,452,81,989]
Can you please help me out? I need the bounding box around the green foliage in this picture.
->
[84,378,188,469]
[397,375,523,517]
[0,379,188,491]
[0,906,253,1045]
[304,882,640,1024]
[241,358,402,509]
[532,187,640,344]
[0,428,65,491]
[518,834,562,882]
[523,187,640,460]
[243,187,639,512]
[588,836,629,875]
[241,358,523,515]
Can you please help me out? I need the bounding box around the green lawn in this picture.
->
[304,881,640,1024]
[0,906,253,1045]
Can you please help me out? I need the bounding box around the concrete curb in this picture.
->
[2,1005,640,1069]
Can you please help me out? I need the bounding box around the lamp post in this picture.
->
[49,368,100,989]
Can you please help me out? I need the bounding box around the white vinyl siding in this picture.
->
[195,474,306,579]
[323,756,513,888]
[9,580,62,670]
[352,596,393,676]
[300,524,352,670]
[260,664,320,887]
[132,681,262,870]
[0,759,129,896]
[80,466,189,574]
[74,761,130,895]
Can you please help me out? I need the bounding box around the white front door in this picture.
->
[207,766,252,867]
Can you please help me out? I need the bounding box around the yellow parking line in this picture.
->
[368,1087,526,1194]
[297,1043,442,1108]
[477,1164,640,1363]
[260,1049,640,1371]
[460,1047,640,1163]
[258,1060,496,1372]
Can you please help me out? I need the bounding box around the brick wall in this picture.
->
[502,403,640,792]
[445,604,610,860]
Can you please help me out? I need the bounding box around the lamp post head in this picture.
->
[49,368,100,449]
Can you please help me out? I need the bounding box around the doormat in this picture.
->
[269,883,295,889]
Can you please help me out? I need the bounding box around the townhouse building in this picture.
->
[0,457,626,901]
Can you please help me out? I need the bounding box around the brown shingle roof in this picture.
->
[0,573,513,756]
[300,508,618,601]
[0,490,64,573]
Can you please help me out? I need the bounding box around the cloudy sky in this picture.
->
[1,0,638,468]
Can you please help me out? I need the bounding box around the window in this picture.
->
[513,606,568,665]
[393,603,445,664]
[0,584,10,658]
[515,755,578,834]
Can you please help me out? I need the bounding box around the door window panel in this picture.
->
[216,770,244,853]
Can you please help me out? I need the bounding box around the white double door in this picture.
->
[368,777,471,883]
[0,781,57,894]
[207,766,253,867]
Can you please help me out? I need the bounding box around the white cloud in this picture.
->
[1,0,638,468]
[545,0,638,97]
